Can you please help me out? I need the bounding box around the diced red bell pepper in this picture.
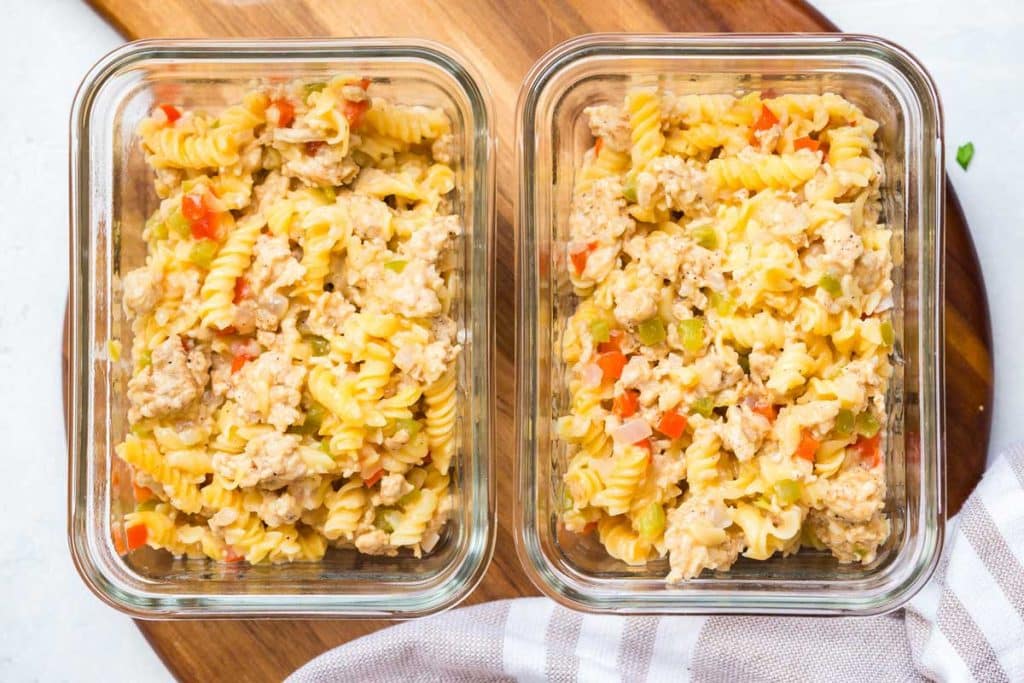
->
[596,350,627,381]
[598,330,626,354]
[132,482,154,503]
[182,191,220,240]
[159,104,181,124]
[854,433,882,467]
[231,352,255,374]
[750,104,779,143]
[612,390,640,418]
[657,409,688,439]
[272,98,295,127]
[581,521,597,535]
[795,431,820,462]
[233,277,251,304]
[125,524,148,552]
[304,140,326,155]
[752,403,777,422]
[364,469,385,487]
[342,99,370,128]
[794,136,821,152]
[594,137,604,155]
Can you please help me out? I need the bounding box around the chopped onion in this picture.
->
[580,362,603,389]
[873,295,894,314]
[612,418,652,445]
[567,241,589,255]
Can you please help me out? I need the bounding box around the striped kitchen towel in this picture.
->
[289,445,1024,683]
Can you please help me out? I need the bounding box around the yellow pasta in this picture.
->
[115,75,462,565]
[560,88,894,582]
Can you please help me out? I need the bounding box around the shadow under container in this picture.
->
[515,34,944,615]
[69,39,496,618]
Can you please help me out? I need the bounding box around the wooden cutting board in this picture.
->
[78,1,994,680]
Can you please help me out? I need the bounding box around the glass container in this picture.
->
[68,38,495,618]
[515,34,944,615]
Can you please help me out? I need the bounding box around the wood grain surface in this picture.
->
[78,1,993,680]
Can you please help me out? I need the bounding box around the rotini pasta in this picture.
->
[560,88,894,582]
[115,75,462,564]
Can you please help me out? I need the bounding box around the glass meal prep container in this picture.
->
[515,34,944,615]
[68,39,495,618]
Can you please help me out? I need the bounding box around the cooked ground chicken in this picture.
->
[665,496,743,582]
[127,336,209,422]
[228,350,306,430]
[583,104,631,152]
[121,267,161,316]
[234,234,305,333]
[807,508,889,564]
[212,432,306,490]
[378,473,413,505]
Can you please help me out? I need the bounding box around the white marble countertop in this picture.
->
[0,1,1019,680]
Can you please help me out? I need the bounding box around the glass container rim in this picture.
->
[514,32,946,616]
[68,37,497,618]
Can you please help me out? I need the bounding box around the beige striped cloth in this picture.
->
[289,446,1024,682]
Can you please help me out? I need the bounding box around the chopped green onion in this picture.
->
[393,417,422,439]
[738,352,751,375]
[319,185,336,203]
[956,142,974,170]
[136,499,158,513]
[167,208,190,238]
[705,289,734,315]
[320,439,332,454]
[835,408,855,436]
[855,410,881,437]
[678,318,704,352]
[399,490,422,508]
[304,81,327,98]
[374,507,398,533]
[691,396,714,418]
[262,147,282,170]
[853,544,868,561]
[637,317,667,346]
[289,403,325,436]
[304,334,330,356]
[561,487,574,512]
[130,422,152,438]
[188,239,218,269]
[622,177,637,203]
[635,502,666,541]
[589,318,611,344]
[773,479,803,506]
[384,259,407,273]
[138,350,152,368]
[146,212,168,241]
[880,320,895,347]
[818,273,842,297]
[691,225,718,250]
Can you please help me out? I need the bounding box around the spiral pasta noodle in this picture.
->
[559,87,894,582]
[114,74,463,565]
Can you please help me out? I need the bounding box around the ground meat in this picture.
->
[807,508,889,564]
[820,216,863,274]
[347,194,394,242]
[228,350,306,430]
[235,235,305,332]
[810,465,885,524]
[431,133,455,164]
[400,215,461,263]
[121,267,161,316]
[378,473,413,505]
[281,143,359,188]
[716,404,771,462]
[568,177,635,245]
[392,335,458,385]
[635,155,707,215]
[253,171,290,216]
[212,432,306,490]
[584,104,631,152]
[127,336,209,422]
[665,496,742,582]
[367,258,444,318]
[354,528,395,555]
[303,291,356,337]
[257,491,302,527]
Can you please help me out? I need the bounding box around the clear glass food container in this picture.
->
[68,39,495,618]
[515,34,944,615]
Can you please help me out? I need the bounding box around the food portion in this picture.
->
[115,76,461,563]
[557,89,894,582]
